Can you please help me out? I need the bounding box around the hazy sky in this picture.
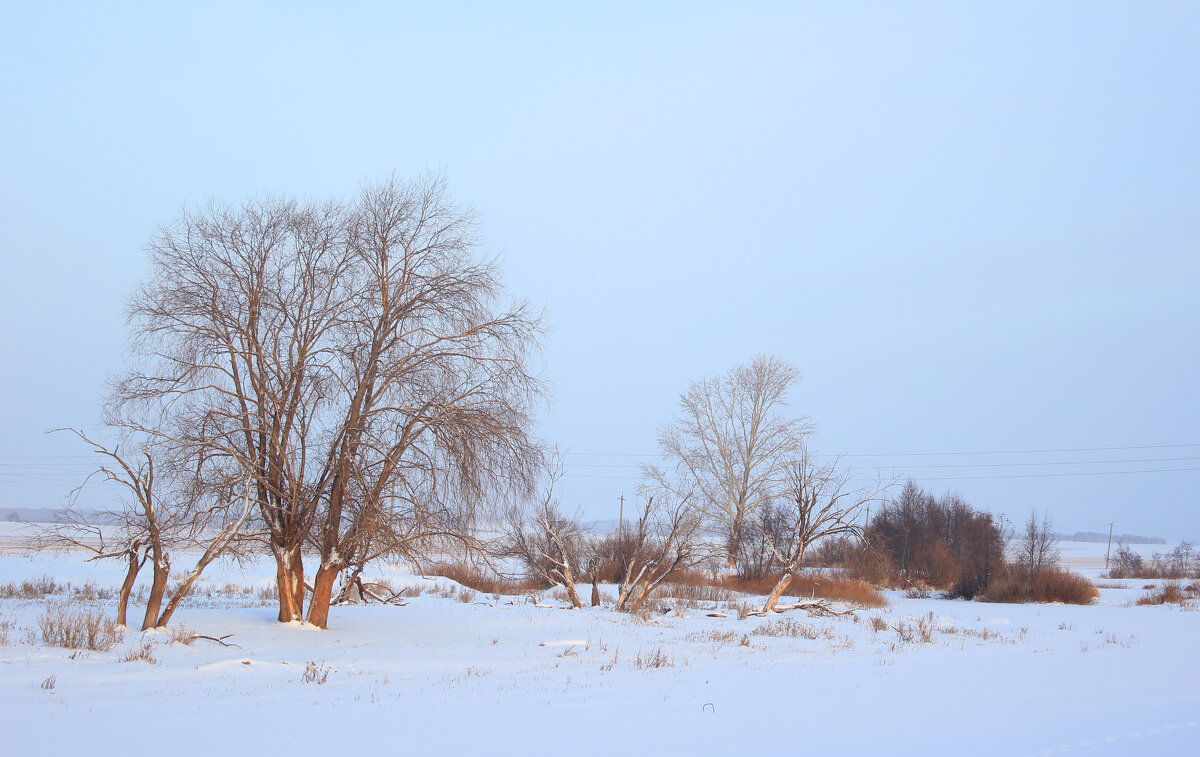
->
[2,2,1197,539]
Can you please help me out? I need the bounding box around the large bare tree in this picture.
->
[645,355,810,570]
[113,174,544,628]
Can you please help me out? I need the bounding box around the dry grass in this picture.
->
[427,562,542,596]
[121,638,158,664]
[1136,582,1198,605]
[0,576,65,600]
[168,625,199,645]
[788,575,887,608]
[302,660,332,684]
[751,618,834,640]
[668,572,889,608]
[658,571,738,602]
[632,647,674,669]
[37,602,120,651]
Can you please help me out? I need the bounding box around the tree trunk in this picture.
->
[561,579,583,609]
[155,569,204,628]
[591,574,601,607]
[274,545,306,623]
[305,562,343,628]
[116,550,142,627]
[763,570,795,613]
[141,555,170,631]
[726,519,744,571]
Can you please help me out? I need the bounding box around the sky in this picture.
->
[1,2,1197,539]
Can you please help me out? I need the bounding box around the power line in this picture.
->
[561,455,1200,471]
[560,465,1200,482]
[560,442,1200,459]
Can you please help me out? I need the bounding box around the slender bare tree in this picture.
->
[645,355,810,570]
[1017,510,1059,594]
[757,447,894,613]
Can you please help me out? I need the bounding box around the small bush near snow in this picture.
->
[37,602,120,651]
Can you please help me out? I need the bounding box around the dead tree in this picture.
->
[613,495,702,614]
[645,355,810,570]
[759,448,894,613]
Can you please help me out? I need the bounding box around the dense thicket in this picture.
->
[864,480,1005,598]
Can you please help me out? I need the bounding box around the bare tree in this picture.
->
[612,495,703,614]
[645,355,810,570]
[501,470,587,609]
[1017,510,1059,591]
[114,174,544,628]
[303,177,544,627]
[757,448,893,613]
[40,429,252,629]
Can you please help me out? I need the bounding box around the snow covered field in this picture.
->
[0,527,1195,757]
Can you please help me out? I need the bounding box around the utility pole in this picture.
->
[1105,521,1115,572]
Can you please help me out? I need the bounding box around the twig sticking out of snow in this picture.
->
[193,634,240,648]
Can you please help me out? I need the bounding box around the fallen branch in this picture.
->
[194,634,240,648]
[744,599,858,618]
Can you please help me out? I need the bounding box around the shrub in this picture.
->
[1107,544,1146,579]
[982,566,1098,605]
[37,603,121,651]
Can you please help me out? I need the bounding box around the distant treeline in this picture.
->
[1052,531,1165,545]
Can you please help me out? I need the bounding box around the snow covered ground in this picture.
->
[0,527,1195,756]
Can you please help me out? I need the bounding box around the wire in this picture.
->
[560,442,1200,458]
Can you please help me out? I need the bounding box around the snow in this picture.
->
[0,537,1196,756]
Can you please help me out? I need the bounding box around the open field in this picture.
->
[0,530,1196,756]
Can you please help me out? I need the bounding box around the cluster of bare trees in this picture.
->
[49,175,544,629]
[499,356,892,615]
[646,356,889,589]
[501,460,703,614]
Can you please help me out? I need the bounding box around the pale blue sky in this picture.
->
[1,2,1197,538]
